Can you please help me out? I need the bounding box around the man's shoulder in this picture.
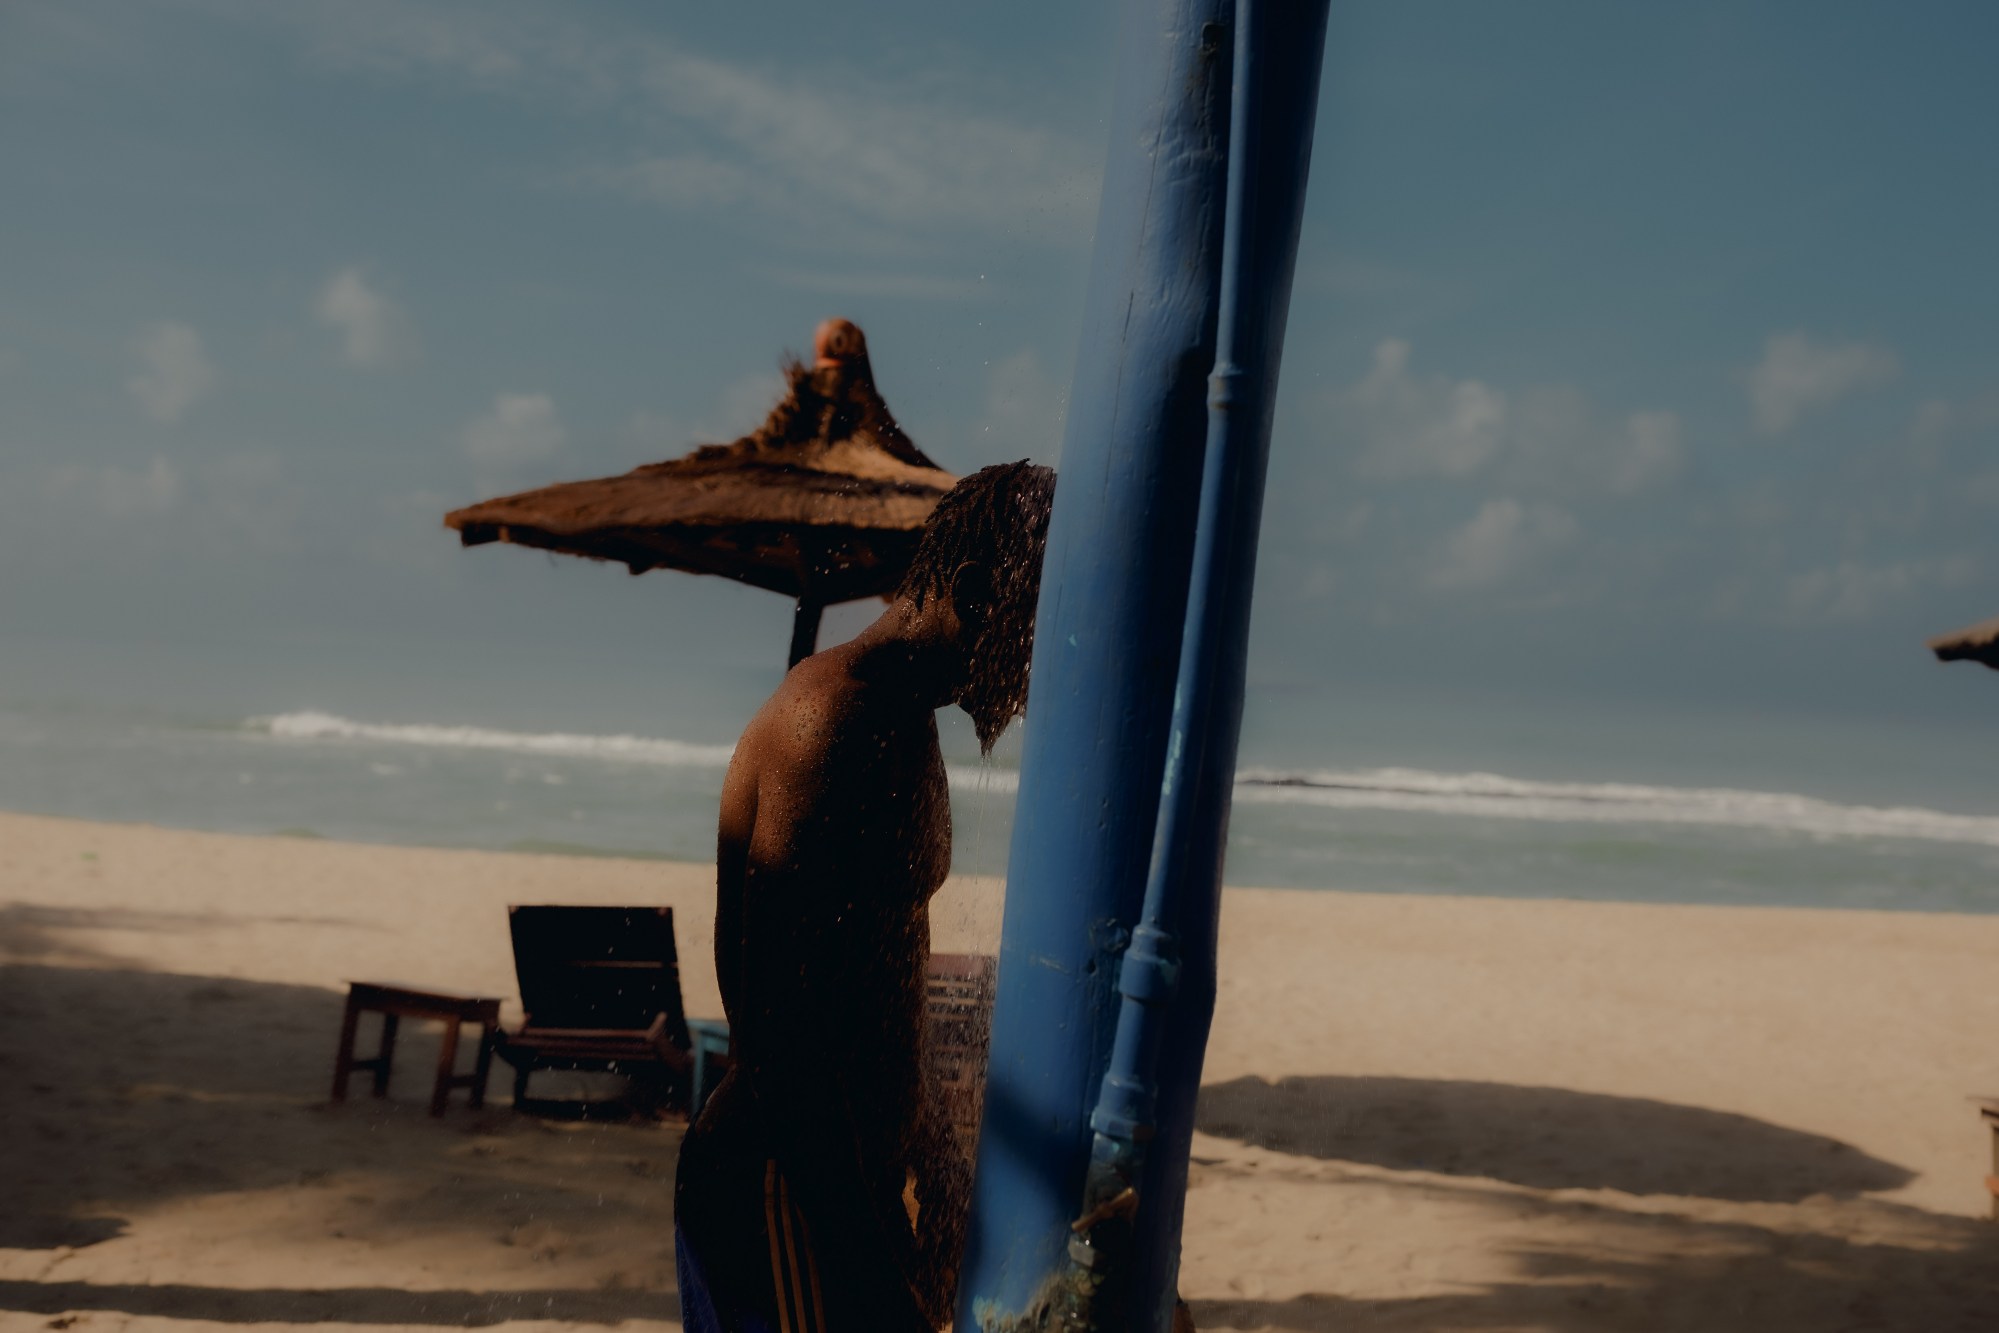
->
[739,652,873,765]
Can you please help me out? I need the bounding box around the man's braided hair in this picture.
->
[899,460,1056,752]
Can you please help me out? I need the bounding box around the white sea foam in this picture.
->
[246,711,1999,848]
[256,710,1033,792]
[250,710,736,767]
[947,764,1020,794]
[1235,766,1999,847]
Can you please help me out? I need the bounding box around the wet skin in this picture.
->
[678,586,988,1330]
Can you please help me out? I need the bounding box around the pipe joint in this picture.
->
[1206,362,1244,412]
[1089,1081,1155,1143]
[1116,924,1181,1005]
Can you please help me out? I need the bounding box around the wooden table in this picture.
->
[331,982,501,1116]
[1977,1098,1999,1219]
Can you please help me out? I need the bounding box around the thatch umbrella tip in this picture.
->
[814,317,868,370]
[1928,614,1999,670]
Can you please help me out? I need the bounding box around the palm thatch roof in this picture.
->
[1928,615,1999,671]
[444,322,957,609]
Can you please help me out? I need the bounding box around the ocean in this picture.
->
[6,669,1999,915]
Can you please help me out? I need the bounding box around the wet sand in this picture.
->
[3,809,1998,1331]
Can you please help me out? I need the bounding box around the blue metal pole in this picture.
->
[1113,3,1332,1326]
[959,2,1331,1326]
[955,0,1235,1326]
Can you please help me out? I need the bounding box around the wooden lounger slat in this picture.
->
[493,906,705,1110]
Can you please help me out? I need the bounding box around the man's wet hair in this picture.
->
[900,460,1056,752]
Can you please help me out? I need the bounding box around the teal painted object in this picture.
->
[686,1018,730,1119]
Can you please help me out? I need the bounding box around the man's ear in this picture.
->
[949,561,995,629]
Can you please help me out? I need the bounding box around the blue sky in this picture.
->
[4,1,1996,776]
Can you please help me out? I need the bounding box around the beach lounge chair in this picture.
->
[494,905,723,1112]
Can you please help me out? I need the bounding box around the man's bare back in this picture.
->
[675,462,1054,1332]
[723,642,957,1232]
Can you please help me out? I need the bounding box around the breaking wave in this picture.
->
[1235,766,1999,847]
[249,710,736,767]
[246,712,1999,848]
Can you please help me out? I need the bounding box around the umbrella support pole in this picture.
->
[787,598,824,669]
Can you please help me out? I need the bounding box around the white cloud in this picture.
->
[1347,339,1506,480]
[315,266,415,366]
[3,451,317,574]
[1905,390,1999,445]
[1605,411,1685,496]
[1338,340,1682,495]
[126,321,214,422]
[1747,332,1898,434]
[1429,498,1578,591]
[619,53,1097,243]
[46,456,182,516]
[462,392,566,464]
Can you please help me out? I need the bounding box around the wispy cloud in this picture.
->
[226,0,1097,253]
[315,266,416,367]
[1747,332,1898,435]
[1428,497,1578,592]
[462,392,565,465]
[1339,339,1684,496]
[126,321,214,422]
[1345,339,1506,480]
[1785,556,1974,622]
[1607,411,1684,496]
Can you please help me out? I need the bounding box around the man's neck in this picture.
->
[842,598,962,711]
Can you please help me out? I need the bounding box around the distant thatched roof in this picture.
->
[1928,615,1999,672]
[444,323,957,607]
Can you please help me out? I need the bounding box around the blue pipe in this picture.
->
[1097,3,1332,1326]
[955,0,1235,1326]
[957,0,1331,1326]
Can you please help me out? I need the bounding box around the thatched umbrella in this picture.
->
[1929,615,1999,672]
[445,321,957,667]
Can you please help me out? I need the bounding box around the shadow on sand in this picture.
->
[1197,1073,1912,1201]
[0,1280,659,1327]
[1191,1075,1999,1330]
[1186,1176,1999,1331]
[0,906,685,1326]
[8,910,1995,1330]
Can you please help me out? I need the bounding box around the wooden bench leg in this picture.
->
[371,1013,400,1098]
[330,989,364,1102]
[469,1023,496,1110]
[1987,1121,1999,1221]
[430,1019,462,1117]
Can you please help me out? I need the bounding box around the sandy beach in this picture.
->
[4,808,1999,1331]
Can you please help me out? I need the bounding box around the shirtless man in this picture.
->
[675,461,1056,1333]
